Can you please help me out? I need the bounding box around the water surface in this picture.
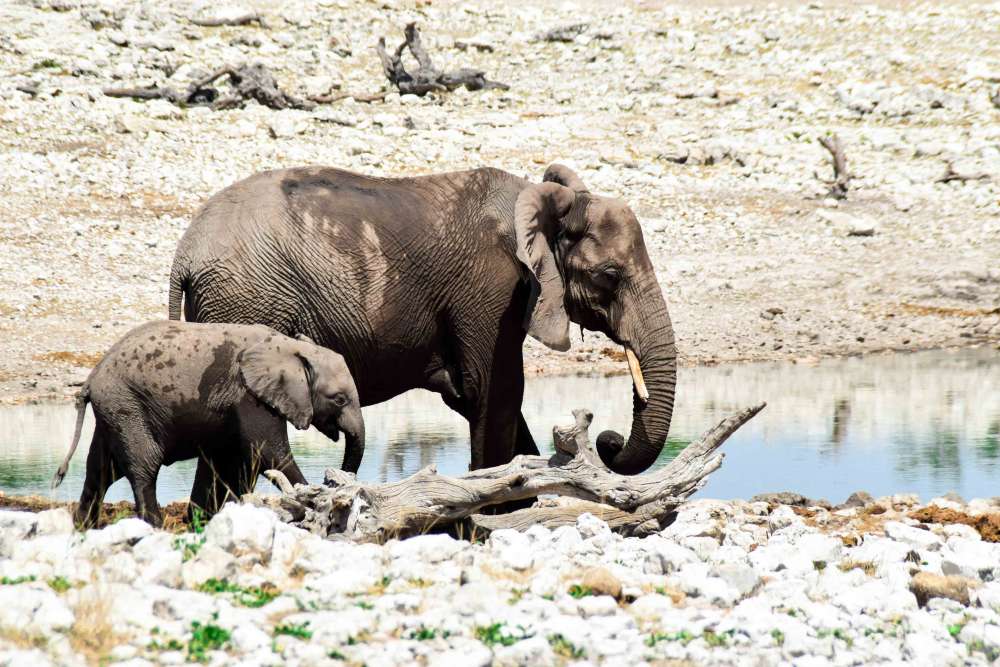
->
[1,348,997,505]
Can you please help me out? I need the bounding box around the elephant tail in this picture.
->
[168,255,188,321]
[51,389,90,489]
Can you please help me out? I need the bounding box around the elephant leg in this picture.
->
[189,448,246,518]
[239,411,306,487]
[75,422,122,529]
[452,316,525,470]
[117,423,165,528]
[514,413,539,456]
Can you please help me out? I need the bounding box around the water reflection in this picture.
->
[0,348,997,504]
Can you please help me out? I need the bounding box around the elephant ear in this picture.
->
[513,181,576,351]
[239,338,313,430]
[543,163,589,194]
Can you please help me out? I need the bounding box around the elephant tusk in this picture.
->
[624,347,649,404]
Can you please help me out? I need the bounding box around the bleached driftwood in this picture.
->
[816,133,851,199]
[104,63,313,111]
[376,23,510,97]
[253,403,764,542]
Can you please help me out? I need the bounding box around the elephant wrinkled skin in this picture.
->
[169,164,677,474]
[52,321,364,527]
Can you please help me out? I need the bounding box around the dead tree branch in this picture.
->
[103,63,313,111]
[376,23,509,97]
[249,404,765,542]
[816,133,851,199]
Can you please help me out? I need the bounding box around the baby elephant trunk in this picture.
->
[337,406,366,474]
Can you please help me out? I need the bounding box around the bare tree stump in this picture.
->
[251,404,765,542]
[816,134,851,199]
[376,23,509,97]
[103,63,313,111]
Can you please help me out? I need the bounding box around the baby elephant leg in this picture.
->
[240,414,306,487]
[189,446,251,519]
[118,423,165,528]
[75,422,122,529]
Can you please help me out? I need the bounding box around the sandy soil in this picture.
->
[1,0,998,405]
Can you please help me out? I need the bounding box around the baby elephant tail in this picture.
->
[51,389,90,489]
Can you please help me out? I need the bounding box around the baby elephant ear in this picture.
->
[239,338,313,430]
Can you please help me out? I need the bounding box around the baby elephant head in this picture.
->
[239,334,365,472]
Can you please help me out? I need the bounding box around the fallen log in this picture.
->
[251,403,764,542]
[376,22,509,96]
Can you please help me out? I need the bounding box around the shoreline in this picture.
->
[4,336,997,407]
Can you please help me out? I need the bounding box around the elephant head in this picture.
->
[514,164,677,475]
[239,335,366,472]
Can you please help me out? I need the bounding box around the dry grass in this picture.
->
[69,584,121,664]
[838,559,878,576]
[0,626,49,650]
[0,493,193,532]
[32,351,104,368]
[898,303,999,318]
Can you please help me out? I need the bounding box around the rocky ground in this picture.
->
[0,0,998,403]
[0,494,998,666]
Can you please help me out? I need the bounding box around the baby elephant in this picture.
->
[52,321,364,528]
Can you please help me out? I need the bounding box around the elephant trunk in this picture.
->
[338,406,366,474]
[597,287,677,475]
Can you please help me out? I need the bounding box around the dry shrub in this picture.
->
[69,584,120,663]
[32,351,104,367]
[908,507,1000,543]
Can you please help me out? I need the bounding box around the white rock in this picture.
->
[492,635,556,667]
[576,513,613,540]
[427,640,492,667]
[903,628,964,665]
[489,529,534,571]
[768,505,802,531]
[884,521,943,551]
[713,562,760,596]
[268,110,309,138]
[181,544,237,588]
[941,539,1000,580]
[35,508,74,536]
[629,593,675,620]
[0,585,74,635]
[204,503,277,556]
[0,510,38,556]
[230,623,272,653]
[388,534,464,564]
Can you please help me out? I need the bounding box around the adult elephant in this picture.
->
[168,163,676,474]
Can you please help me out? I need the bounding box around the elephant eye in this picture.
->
[591,265,621,288]
[331,393,349,408]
